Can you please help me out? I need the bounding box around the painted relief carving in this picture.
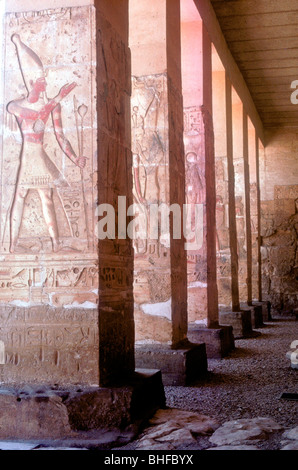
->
[184,107,207,279]
[7,34,86,254]
[0,6,97,306]
[131,74,168,258]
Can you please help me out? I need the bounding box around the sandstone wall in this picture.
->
[260,129,298,313]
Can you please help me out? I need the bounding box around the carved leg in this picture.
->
[10,188,28,253]
[38,188,60,252]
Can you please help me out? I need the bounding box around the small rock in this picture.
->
[281,442,298,451]
[157,427,196,445]
[209,418,283,446]
[149,409,219,435]
[282,426,298,441]
[135,438,175,450]
[137,422,196,448]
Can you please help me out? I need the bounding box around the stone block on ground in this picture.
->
[254,301,272,322]
[241,304,264,329]
[135,343,208,386]
[0,370,165,440]
[219,309,253,339]
[188,324,235,359]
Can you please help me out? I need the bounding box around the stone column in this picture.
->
[130,0,207,385]
[220,88,261,335]
[242,112,263,329]
[248,122,259,302]
[181,20,218,327]
[232,96,248,303]
[0,0,164,439]
[182,21,234,358]
[225,78,241,313]
[250,132,271,321]
[218,79,253,339]
[212,66,232,309]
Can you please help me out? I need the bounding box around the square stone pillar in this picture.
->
[130,0,207,384]
[130,0,187,347]
[252,134,271,322]
[181,18,234,358]
[248,122,260,302]
[181,18,218,328]
[0,0,165,438]
[212,65,232,309]
[218,78,253,340]
[1,2,101,386]
[231,93,263,334]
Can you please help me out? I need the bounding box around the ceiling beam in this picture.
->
[193,0,265,144]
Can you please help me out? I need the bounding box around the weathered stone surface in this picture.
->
[209,418,283,446]
[281,441,298,451]
[261,179,298,314]
[207,445,259,450]
[0,442,39,450]
[241,304,264,329]
[219,309,252,338]
[0,306,99,385]
[0,370,165,439]
[135,343,208,386]
[0,2,135,387]
[0,392,72,439]
[134,408,219,450]
[135,439,175,450]
[148,409,219,435]
[188,324,235,359]
[283,427,298,441]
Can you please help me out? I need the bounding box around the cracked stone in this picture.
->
[281,441,298,451]
[209,418,283,446]
[148,408,219,435]
[282,426,298,441]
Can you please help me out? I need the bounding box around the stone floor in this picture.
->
[0,315,297,451]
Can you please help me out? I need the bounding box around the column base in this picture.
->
[135,342,208,386]
[0,369,165,442]
[219,309,256,339]
[241,303,264,329]
[188,324,235,359]
[253,301,272,322]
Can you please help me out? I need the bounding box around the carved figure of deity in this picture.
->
[7,34,86,253]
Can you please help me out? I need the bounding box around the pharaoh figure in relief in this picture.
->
[7,34,86,253]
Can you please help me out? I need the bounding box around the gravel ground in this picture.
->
[166,317,298,427]
[163,317,298,449]
[115,316,297,452]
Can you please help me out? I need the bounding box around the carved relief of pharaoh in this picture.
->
[6,34,87,254]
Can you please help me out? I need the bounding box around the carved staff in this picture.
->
[74,96,91,250]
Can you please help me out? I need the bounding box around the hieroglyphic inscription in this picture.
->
[0,306,99,384]
[131,73,169,259]
[0,6,97,304]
